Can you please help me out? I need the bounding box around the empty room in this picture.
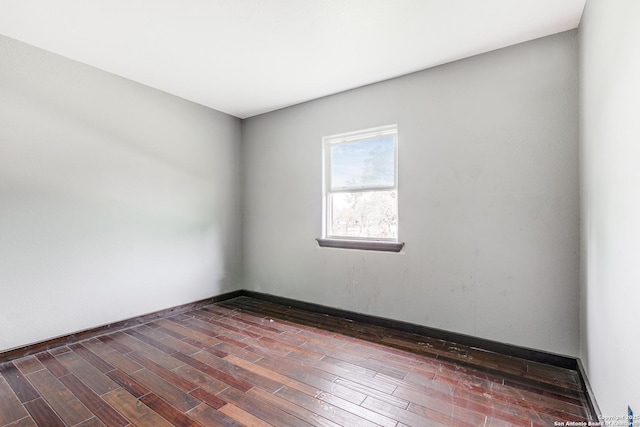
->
[1,0,638,426]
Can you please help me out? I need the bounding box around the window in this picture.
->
[318,125,403,252]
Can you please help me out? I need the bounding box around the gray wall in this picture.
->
[0,35,243,352]
[243,30,580,356]
[580,0,640,417]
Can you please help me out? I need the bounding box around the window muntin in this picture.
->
[323,125,398,242]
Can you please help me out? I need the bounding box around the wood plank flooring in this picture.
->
[0,296,593,426]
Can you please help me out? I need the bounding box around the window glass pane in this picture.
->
[331,136,395,189]
[330,190,397,239]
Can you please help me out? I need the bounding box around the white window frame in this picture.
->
[320,125,401,250]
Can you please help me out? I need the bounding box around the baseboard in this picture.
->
[576,358,603,421]
[3,288,575,370]
[0,287,601,422]
[241,290,577,369]
[240,290,602,420]
[0,290,243,364]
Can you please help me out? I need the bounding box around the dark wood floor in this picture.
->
[0,296,593,427]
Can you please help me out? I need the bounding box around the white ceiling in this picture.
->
[0,0,585,119]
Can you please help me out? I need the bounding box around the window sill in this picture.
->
[316,238,404,252]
